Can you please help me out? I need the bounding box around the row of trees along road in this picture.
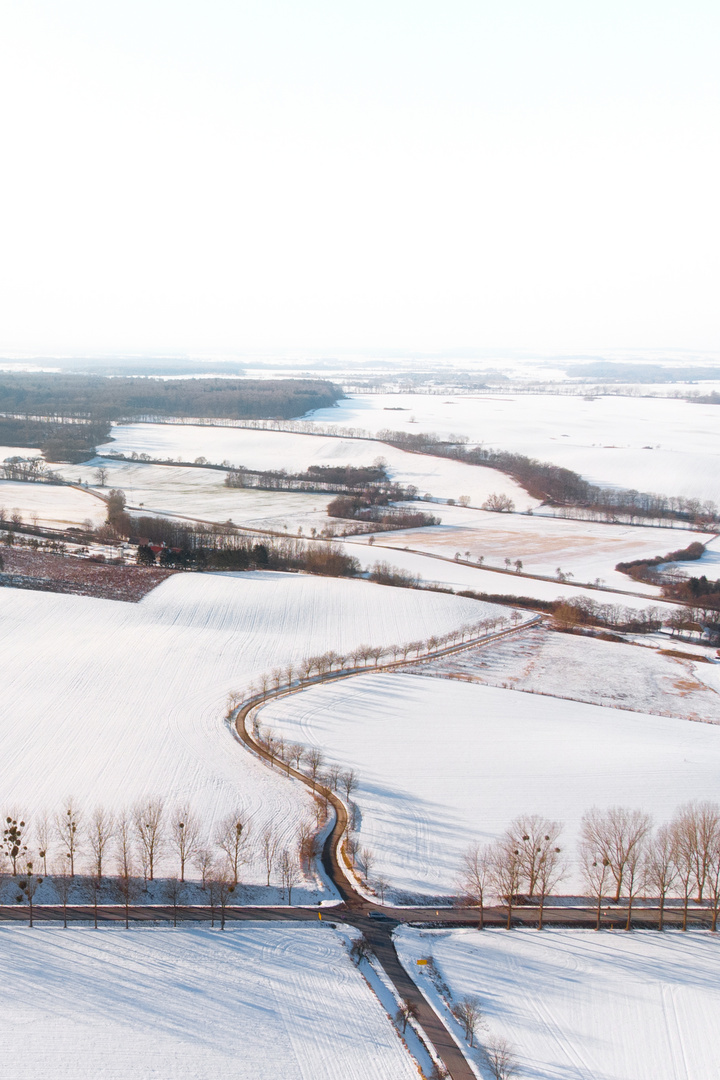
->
[460,803,720,931]
[1,799,308,927]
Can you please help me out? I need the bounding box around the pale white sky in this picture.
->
[0,1,718,356]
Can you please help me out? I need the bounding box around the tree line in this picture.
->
[0,798,307,928]
[0,373,341,423]
[460,802,720,932]
[376,428,719,527]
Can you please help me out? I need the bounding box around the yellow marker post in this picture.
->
[318,912,322,920]
[417,959,428,966]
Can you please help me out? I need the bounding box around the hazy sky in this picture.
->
[0,1,718,355]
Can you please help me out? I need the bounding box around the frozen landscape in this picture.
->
[262,672,720,898]
[396,927,720,1080]
[0,924,418,1080]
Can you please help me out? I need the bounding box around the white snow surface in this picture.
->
[0,480,106,529]
[98,423,533,508]
[0,925,418,1080]
[340,539,676,614]
[360,505,709,592]
[308,392,720,503]
[396,927,720,1080]
[263,672,720,898]
[409,625,720,724]
[0,572,493,889]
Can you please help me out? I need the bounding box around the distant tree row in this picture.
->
[460,802,720,932]
[376,428,719,526]
[0,373,341,423]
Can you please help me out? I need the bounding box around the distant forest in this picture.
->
[0,374,341,462]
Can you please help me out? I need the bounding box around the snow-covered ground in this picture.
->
[340,538,676,613]
[56,458,332,531]
[0,572,494,892]
[0,924,418,1080]
[307,392,720,504]
[409,625,720,724]
[396,927,720,1080]
[359,505,707,592]
[98,423,533,509]
[263,673,720,899]
[0,480,106,529]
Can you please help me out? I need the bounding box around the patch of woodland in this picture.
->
[0,373,341,424]
[616,541,705,583]
[0,415,111,463]
[224,462,389,492]
[377,428,719,526]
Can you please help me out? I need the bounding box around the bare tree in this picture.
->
[87,806,115,881]
[326,763,342,791]
[671,816,695,932]
[95,465,109,486]
[580,807,652,903]
[164,876,187,928]
[279,848,302,904]
[35,812,51,876]
[16,859,43,927]
[341,769,359,801]
[360,847,375,882]
[395,999,419,1034]
[209,869,236,929]
[489,839,522,930]
[459,842,492,930]
[580,842,610,931]
[706,831,720,933]
[55,800,82,877]
[374,875,390,903]
[305,748,325,791]
[644,823,677,931]
[215,813,248,886]
[194,847,215,890]
[506,815,562,899]
[170,806,201,882]
[673,801,720,903]
[349,933,372,964]
[485,1036,520,1080]
[261,826,280,887]
[134,798,165,882]
[52,859,76,928]
[535,837,567,931]
[453,995,483,1047]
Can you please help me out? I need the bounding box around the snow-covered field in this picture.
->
[308,392,720,504]
[0,572,493,892]
[98,423,533,508]
[410,625,720,724]
[56,458,332,531]
[0,925,418,1080]
[263,673,720,898]
[396,927,720,1080]
[360,505,706,591]
[0,480,106,529]
[340,538,676,613]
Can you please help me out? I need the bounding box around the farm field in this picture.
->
[263,673,720,899]
[97,423,533,508]
[0,572,494,894]
[0,480,106,529]
[307,392,720,504]
[340,538,676,613]
[408,625,720,723]
[0,925,418,1080]
[56,458,332,531]
[360,504,706,592]
[396,927,720,1080]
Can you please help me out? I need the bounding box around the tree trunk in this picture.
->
[506,897,513,930]
[658,895,665,932]
[595,894,602,931]
[625,895,633,932]
[478,899,484,931]
[538,894,545,931]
